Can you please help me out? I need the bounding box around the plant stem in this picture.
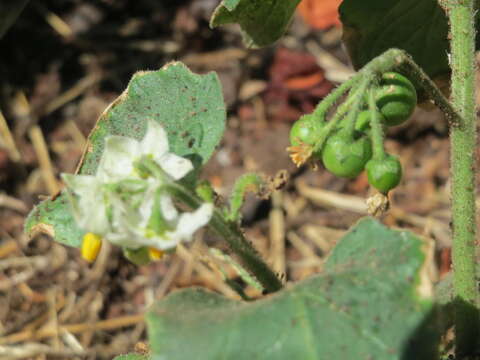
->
[442,0,479,355]
[312,89,358,154]
[312,76,359,120]
[344,73,373,139]
[227,173,265,222]
[165,182,283,294]
[367,88,386,160]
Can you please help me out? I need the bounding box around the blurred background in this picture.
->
[0,0,460,358]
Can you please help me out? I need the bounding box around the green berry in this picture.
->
[366,154,402,193]
[355,109,386,131]
[321,130,372,178]
[375,72,417,126]
[289,114,321,147]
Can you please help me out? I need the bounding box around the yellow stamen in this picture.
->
[287,144,313,167]
[148,247,165,260]
[81,233,102,263]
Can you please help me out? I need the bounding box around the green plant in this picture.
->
[366,154,402,193]
[353,109,381,131]
[289,114,322,149]
[375,72,417,126]
[321,129,372,178]
[23,0,480,359]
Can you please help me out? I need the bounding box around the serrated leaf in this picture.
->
[0,0,29,38]
[25,62,226,247]
[210,0,301,48]
[339,0,450,79]
[147,218,438,360]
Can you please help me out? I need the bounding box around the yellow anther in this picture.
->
[148,247,165,260]
[287,144,313,167]
[81,233,102,263]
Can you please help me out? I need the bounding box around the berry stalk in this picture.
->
[367,88,386,160]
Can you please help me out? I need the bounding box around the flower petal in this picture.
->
[137,185,156,228]
[141,120,169,158]
[106,198,145,248]
[159,153,193,180]
[165,203,213,243]
[62,174,110,234]
[97,136,140,181]
[160,194,178,221]
[62,174,98,196]
[105,231,144,249]
[77,202,110,234]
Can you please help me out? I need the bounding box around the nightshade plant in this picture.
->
[22,0,480,359]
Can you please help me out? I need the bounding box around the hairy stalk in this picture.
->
[441,0,479,355]
[227,173,265,222]
[344,73,374,138]
[165,182,283,293]
[312,76,359,121]
[312,89,357,154]
[367,88,386,160]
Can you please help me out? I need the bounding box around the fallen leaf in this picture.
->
[264,48,333,122]
[284,72,325,91]
[297,0,341,30]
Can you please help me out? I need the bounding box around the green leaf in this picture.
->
[210,0,301,48]
[24,194,84,248]
[0,0,29,38]
[113,354,149,360]
[79,62,226,175]
[25,62,226,247]
[339,0,450,79]
[147,218,438,359]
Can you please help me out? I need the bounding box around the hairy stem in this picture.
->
[311,87,361,155]
[344,73,374,138]
[367,88,386,160]
[227,173,265,222]
[312,76,359,121]
[165,182,283,293]
[442,0,479,355]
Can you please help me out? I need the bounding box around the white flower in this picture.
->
[62,173,110,235]
[62,120,213,253]
[97,119,193,182]
[107,190,214,250]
